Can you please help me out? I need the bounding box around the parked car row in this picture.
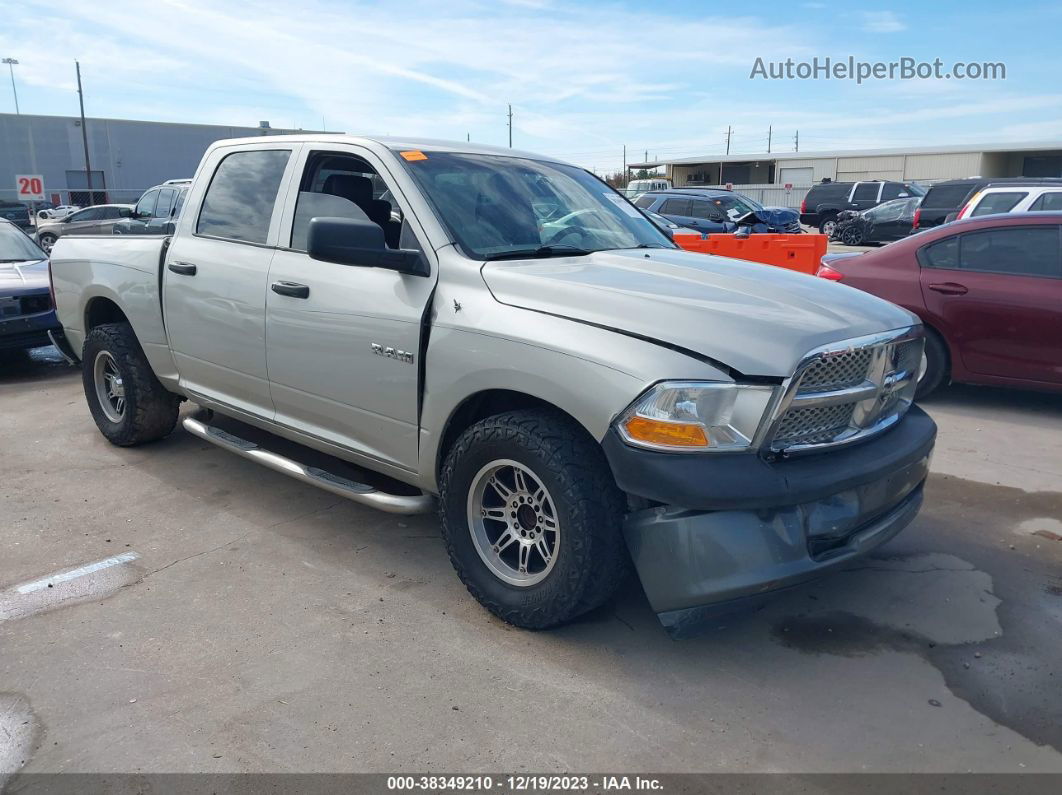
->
[818,212,1062,397]
[634,188,801,234]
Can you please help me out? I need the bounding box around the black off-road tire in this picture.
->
[438,409,631,629]
[82,322,181,446]
[915,329,949,399]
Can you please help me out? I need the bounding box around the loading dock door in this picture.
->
[778,167,813,186]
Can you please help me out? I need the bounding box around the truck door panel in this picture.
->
[265,146,437,471]
[163,145,297,418]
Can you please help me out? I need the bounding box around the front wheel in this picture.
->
[438,409,630,629]
[82,323,181,446]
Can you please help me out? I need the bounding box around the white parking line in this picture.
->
[16,552,139,594]
[1,552,143,623]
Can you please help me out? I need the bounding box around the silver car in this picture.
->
[36,204,134,253]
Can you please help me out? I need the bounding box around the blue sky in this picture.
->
[1,0,1059,173]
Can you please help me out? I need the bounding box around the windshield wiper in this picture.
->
[483,245,593,261]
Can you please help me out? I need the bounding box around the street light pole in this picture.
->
[2,58,19,114]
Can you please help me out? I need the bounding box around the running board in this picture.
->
[181,417,435,515]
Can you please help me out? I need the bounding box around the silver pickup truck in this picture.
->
[50,135,936,635]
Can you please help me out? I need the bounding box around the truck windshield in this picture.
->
[399,151,674,260]
[0,224,46,262]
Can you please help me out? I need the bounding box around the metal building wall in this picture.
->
[0,113,307,204]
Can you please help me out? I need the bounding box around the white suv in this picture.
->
[957,184,1062,218]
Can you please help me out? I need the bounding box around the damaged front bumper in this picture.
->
[603,405,936,636]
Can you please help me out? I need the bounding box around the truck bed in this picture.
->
[49,235,178,384]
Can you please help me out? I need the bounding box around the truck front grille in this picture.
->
[768,330,923,453]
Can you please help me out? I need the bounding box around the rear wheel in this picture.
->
[38,233,57,253]
[82,323,181,446]
[915,330,949,399]
[438,409,630,629]
[818,215,838,236]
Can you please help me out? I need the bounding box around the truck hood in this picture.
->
[481,248,917,378]
[0,258,50,298]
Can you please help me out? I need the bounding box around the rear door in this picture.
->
[264,143,438,472]
[163,143,299,418]
[146,188,177,234]
[918,224,1062,384]
[850,182,882,211]
[61,206,105,235]
[658,197,695,227]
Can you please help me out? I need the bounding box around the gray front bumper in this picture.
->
[624,451,929,637]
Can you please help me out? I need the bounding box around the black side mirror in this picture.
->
[307,217,428,277]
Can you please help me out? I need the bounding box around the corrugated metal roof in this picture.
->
[630,140,1062,169]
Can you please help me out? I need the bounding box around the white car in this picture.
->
[957,185,1062,219]
[37,204,81,221]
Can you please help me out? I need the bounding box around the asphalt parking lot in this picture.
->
[2,346,1061,776]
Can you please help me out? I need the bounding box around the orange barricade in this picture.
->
[674,233,827,275]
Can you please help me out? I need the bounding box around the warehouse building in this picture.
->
[629,140,1062,207]
[0,113,328,206]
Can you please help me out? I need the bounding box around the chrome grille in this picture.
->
[797,348,873,393]
[773,403,856,447]
[768,329,924,452]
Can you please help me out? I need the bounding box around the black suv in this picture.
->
[914,176,1062,231]
[0,201,31,231]
[800,180,925,236]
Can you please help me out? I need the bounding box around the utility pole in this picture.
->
[507,104,512,148]
[622,144,626,185]
[76,61,94,205]
[794,130,799,152]
[2,58,18,114]
[467,132,470,142]
[725,126,732,155]
[767,125,772,154]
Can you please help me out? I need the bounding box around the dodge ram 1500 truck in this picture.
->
[49,135,936,635]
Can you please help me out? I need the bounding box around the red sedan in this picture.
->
[817,212,1062,397]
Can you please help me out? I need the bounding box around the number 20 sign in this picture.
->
[16,175,46,202]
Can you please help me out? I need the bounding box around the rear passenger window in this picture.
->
[852,183,879,201]
[970,192,1027,217]
[154,189,176,219]
[1030,192,1062,211]
[958,227,1061,278]
[921,236,959,269]
[633,195,655,209]
[197,149,291,244]
[660,198,692,216]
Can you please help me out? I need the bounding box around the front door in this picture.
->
[163,144,298,418]
[919,224,1062,384]
[264,145,438,472]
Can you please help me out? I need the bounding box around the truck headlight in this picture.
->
[616,382,776,452]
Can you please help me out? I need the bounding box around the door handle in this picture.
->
[928,282,968,296]
[271,281,310,299]
[168,261,197,276]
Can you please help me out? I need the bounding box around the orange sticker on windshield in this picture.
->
[401,150,428,161]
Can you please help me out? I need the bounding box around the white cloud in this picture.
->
[861,11,906,33]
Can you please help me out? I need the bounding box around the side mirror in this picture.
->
[307,217,428,277]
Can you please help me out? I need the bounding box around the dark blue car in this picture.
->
[0,219,62,353]
[633,188,801,234]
